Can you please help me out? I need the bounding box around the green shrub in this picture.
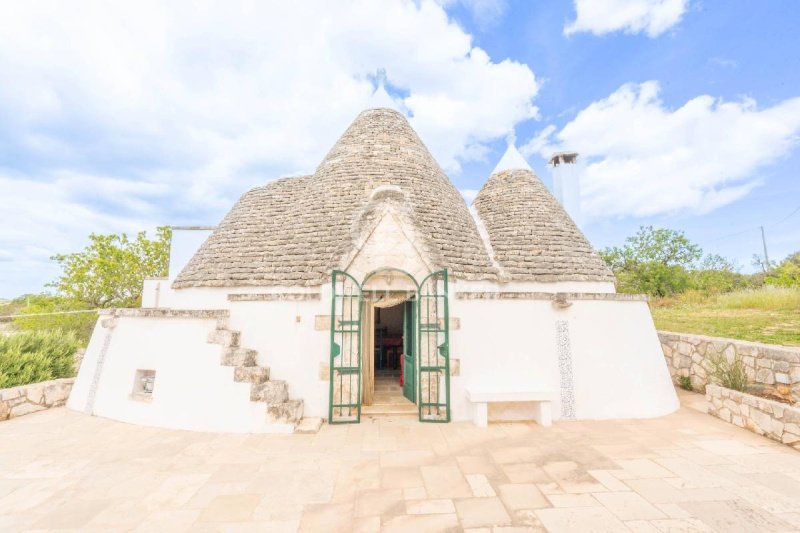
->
[678,376,693,391]
[707,352,748,392]
[0,330,80,388]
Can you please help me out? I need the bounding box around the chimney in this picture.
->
[549,151,583,228]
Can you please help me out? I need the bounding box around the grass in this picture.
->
[651,287,800,346]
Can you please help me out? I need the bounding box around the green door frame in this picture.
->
[417,269,451,423]
[328,270,362,424]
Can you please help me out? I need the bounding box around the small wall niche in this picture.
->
[130,369,156,402]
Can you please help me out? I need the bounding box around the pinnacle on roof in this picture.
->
[367,68,400,111]
[492,135,533,175]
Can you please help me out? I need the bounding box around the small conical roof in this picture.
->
[473,168,614,282]
[174,108,497,287]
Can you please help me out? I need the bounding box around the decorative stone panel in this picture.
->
[556,321,575,419]
[706,385,800,449]
[0,378,74,421]
[659,331,800,402]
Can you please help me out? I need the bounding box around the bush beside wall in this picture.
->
[0,330,80,388]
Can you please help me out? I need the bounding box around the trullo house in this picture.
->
[67,108,679,433]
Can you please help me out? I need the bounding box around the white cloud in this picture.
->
[0,0,538,295]
[565,0,688,37]
[523,81,800,218]
[460,189,480,204]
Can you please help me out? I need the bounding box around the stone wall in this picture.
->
[0,378,74,421]
[658,331,800,401]
[706,384,800,449]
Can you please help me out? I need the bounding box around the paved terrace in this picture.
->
[2,390,800,532]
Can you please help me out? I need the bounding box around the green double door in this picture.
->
[328,269,450,424]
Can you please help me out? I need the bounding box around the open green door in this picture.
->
[402,299,415,403]
[328,270,362,424]
[417,269,450,422]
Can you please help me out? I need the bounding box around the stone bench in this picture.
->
[465,389,554,428]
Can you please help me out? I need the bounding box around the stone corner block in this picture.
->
[314,315,332,331]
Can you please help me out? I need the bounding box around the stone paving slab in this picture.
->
[1,390,800,532]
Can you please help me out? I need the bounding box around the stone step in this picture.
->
[234,366,270,385]
[267,399,304,424]
[372,396,414,406]
[221,348,257,367]
[207,329,241,347]
[294,417,323,434]
[251,380,289,403]
[361,403,418,415]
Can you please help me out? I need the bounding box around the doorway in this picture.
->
[362,300,416,416]
[328,268,450,424]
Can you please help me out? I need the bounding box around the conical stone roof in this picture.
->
[173,109,498,288]
[473,168,615,283]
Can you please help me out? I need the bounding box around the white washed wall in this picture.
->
[448,285,678,422]
[67,315,295,433]
[227,297,330,418]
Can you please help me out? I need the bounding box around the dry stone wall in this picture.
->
[659,331,800,401]
[0,378,74,421]
[706,384,800,450]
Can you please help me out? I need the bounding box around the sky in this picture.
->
[1,0,799,298]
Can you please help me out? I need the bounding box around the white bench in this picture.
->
[466,389,555,428]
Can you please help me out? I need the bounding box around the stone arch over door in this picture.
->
[339,186,436,284]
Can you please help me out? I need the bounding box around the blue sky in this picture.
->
[1,0,799,298]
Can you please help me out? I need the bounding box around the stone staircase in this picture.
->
[207,318,308,429]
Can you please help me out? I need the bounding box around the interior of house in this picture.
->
[361,300,417,416]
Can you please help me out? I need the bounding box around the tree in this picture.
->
[600,226,703,296]
[50,227,172,308]
[766,250,800,288]
[691,254,744,294]
[601,226,702,268]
